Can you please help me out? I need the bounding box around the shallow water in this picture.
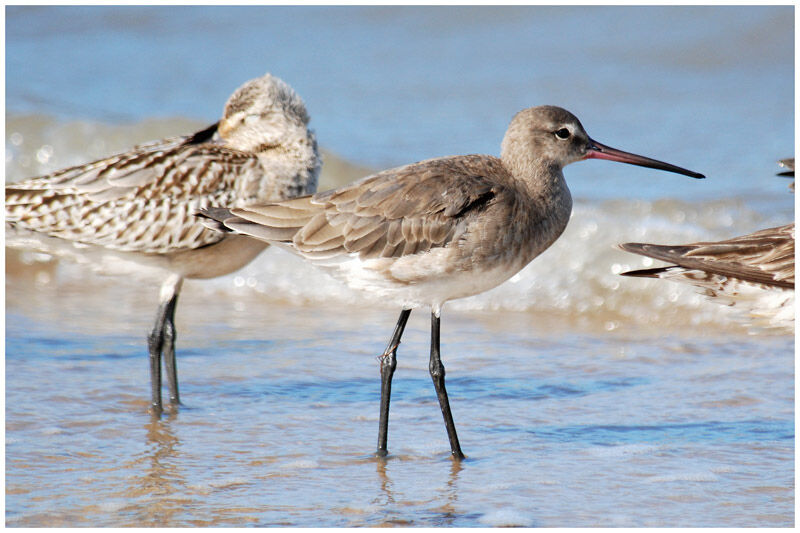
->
[5,274,794,527]
[5,5,795,528]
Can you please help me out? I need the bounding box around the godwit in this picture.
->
[6,73,320,415]
[198,105,703,459]
[619,160,794,330]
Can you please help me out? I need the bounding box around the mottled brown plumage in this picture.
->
[6,73,320,414]
[7,76,318,256]
[619,161,794,330]
[200,105,703,459]
[620,224,794,289]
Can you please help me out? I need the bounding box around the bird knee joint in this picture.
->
[380,353,397,373]
[163,323,177,342]
[147,334,161,353]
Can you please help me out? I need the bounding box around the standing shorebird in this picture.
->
[199,105,703,459]
[619,160,794,330]
[6,73,320,415]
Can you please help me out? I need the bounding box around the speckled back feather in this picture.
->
[6,73,320,256]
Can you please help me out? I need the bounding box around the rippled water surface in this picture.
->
[5,276,794,527]
[5,5,795,527]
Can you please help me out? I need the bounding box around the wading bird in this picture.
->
[199,105,703,459]
[6,73,320,415]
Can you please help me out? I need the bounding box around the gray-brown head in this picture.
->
[501,105,704,179]
[218,73,313,152]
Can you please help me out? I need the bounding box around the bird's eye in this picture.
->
[554,128,571,140]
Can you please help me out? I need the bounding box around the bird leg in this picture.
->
[161,292,180,407]
[147,275,183,415]
[376,308,412,457]
[429,310,464,460]
[147,303,167,416]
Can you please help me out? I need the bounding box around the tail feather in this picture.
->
[195,207,237,233]
[619,266,674,279]
[195,206,301,243]
[224,220,299,242]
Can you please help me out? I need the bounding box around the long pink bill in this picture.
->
[586,139,705,179]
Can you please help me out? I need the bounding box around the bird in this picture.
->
[618,160,794,331]
[6,73,321,415]
[777,157,794,178]
[197,105,704,460]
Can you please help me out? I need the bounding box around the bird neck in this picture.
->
[501,148,568,201]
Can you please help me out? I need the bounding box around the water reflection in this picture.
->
[119,415,187,525]
[5,252,794,526]
[373,457,394,505]
[371,453,464,526]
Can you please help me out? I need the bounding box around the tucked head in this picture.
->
[501,105,704,179]
[218,73,311,151]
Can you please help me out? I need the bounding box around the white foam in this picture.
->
[478,508,535,527]
[279,459,319,470]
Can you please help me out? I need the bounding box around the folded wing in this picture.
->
[204,155,513,261]
[6,123,263,254]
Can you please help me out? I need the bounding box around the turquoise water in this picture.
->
[5,5,795,527]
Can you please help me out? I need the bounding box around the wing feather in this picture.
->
[218,155,513,262]
[619,223,795,289]
[5,123,269,254]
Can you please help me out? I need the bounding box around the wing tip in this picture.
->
[195,207,235,233]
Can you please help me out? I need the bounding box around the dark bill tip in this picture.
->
[586,139,705,179]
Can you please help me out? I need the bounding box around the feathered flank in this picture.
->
[619,224,794,332]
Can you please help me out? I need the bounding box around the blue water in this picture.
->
[5,287,794,526]
[6,5,794,200]
[5,5,795,527]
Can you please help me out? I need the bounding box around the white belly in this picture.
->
[311,246,530,309]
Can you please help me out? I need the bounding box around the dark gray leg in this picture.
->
[429,310,465,460]
[147,276,183,415]
[161,293,180,406]
[376,309,412,457]
[147,301,168,415]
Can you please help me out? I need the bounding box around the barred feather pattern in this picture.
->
[619,224,795,330]
[6,73,320,259]
[620,224,794,290]
[5,73,321,412]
